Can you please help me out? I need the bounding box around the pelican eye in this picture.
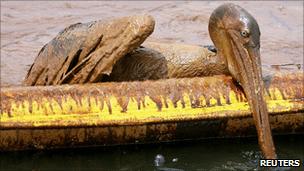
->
[240,29,250,37]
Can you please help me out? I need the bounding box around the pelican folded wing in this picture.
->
[23,15,155,85]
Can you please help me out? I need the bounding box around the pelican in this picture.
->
[23,3,276,159]
[208,3,276,159]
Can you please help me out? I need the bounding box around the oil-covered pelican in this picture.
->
[23,3,276,159]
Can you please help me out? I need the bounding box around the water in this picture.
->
[0,135,303,171]
[1,1,303,86]
[1,1,303,170]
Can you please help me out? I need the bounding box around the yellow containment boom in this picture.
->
[0,73,303,151]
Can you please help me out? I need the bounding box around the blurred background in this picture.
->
[1,1,303,86]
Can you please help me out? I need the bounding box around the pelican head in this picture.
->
[209,3,276,159]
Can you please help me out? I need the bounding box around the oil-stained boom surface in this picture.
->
[1,73,303,151]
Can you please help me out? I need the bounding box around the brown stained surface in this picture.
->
[0,113,302,151]
[0,123,178,151]
[266,72,304,100]
[1,1,303,87]
[105,46,169,82]
[224,113,304,137]
[142,42,229,78]
[1,74,303,151]
[1,73,303,119]
[1,75,229,116]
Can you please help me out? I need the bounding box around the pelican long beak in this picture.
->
[228,30,277,159]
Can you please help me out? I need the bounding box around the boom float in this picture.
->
[1,73,303,151]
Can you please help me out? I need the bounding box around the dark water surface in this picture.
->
[0,135,303,171]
